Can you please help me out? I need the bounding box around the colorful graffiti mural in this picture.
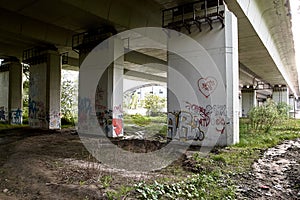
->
[168,101,227,141]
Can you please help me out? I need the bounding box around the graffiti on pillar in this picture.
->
[112,104,123,137]
[96,86,105,101]
[96,109,112,135]
[211,105,226,134]
[168,102,227,140]
[49,110,61,129]
[11,108,22,124]
[112,118,122,136]
[198,77,218,98]
[0,106,7,122]
[185,101,212,127]
[78,97,93,130]
[168,111,205,141]
[29,99,47,128]
[29,98,38,119]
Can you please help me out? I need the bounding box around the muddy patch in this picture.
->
[236,139,300,199]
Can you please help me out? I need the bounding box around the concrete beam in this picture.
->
[225,0,299,97]
[124,51,167,71]
[59,0,161,29]
[0,8,75,58]
[124,69,167,83]
[62,57,79,71]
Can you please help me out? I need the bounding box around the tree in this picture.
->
[22,63,30,124]
[61,79,77,124]
[143,94,166,116]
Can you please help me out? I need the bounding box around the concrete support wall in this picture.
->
[241,89,257,117]
[289,96,296,118]
[80,38,124,137]
[167,7,239,146]
[273,87,289,104]
[239,94,242,117]
[0,70,9,122]
[0,59,22,124]
[9,61,23,124]
[29,51,61,129]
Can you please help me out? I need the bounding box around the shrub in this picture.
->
[131,114,151,127]
[248,99,290,133]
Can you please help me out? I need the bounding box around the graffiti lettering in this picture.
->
[168,111,205,141]
[185,102,212,127]
[11,108,22,124]
[113,104,123,113]
[28,99,47,128]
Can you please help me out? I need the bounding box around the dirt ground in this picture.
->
[0,128,299,199]
[0,128,176,200]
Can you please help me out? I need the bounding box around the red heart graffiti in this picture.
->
[198,77,218,98]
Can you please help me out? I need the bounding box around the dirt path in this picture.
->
[0,128,167,200]
[236,139,300,199]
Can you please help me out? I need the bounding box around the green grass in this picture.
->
[0,123,28,130]
[135,172,235,200]
[124,114,167,138]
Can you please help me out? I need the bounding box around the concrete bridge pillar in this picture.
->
[273,86,289,104]
[167,7,239,145]
[0,57,23,124]
[28,50,61,129]
[78,38,124,137]
[241,87,257,117]
[289,95,296,118]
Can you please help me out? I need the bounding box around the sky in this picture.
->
[290,0,300,87]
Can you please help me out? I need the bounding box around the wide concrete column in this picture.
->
[28,50,61,129]
[167,6,239,145]
[79,38,124,137]
[0,57,23,124]
[241,88,257,117]
[273,86,289,104]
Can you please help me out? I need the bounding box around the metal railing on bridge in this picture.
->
[22,46,57,65]
[162,0,225,33]
[72,26,117,53]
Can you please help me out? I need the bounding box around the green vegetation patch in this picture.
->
[135,172,235,200]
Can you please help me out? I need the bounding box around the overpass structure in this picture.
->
[0,0,298,145]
